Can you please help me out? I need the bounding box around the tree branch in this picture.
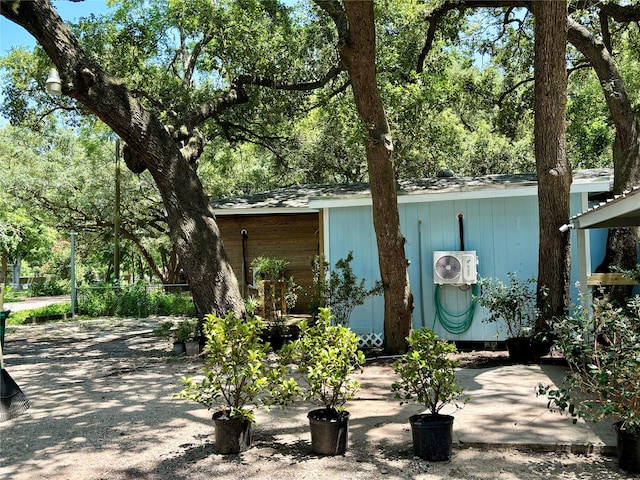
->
[597,2,640,23]
[237,66,344,92]
[419,0,531,73]
[567,18,634,142]
[184,31,215,86]
[176,65,345,144]
[313,0,348,47]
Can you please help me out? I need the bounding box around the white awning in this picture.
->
[566,186,640,229]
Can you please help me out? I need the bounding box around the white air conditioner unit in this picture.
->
[433,251,478,285]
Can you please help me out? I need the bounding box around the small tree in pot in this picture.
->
[538,293,640,473]
[391,328,468,461]
[250,256,300,347]
[177,312,296,454]
[477,273,542,362]
[279,307,364,455]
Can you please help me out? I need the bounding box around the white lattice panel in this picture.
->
[357,332,384,349]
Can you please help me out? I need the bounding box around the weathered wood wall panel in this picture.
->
[216,212,320,313]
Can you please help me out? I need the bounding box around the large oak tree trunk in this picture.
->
[568,19,640,305]
[333,1,413,353]
[1,0,244,319]
[533,1,571,328]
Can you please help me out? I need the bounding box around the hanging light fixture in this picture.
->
[45,68,62,95]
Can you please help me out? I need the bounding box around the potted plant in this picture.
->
[251,256,289,283]
[477,272,539,362]
[391,328,468,461]
[538,293,640,473]
[177,312,295,454]
[177,318,200,356]
[152,319,197,355]
[308,252,383,327]
[279,307,364,455]
[250,256,300,349]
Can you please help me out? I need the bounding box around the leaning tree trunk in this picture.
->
[533,0,572,329]
[319,0,413,353]
[1,1,245,319]
[568,19,640,306]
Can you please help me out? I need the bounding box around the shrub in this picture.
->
[76,283,195,317]
[279,308,364,412]
[29,280,69,297]
[308,252,383,327]
[477,273,539,338]
[392,328,467,415]
[177,312,295,422]
[6,302,72,325]
[538,293,640,434]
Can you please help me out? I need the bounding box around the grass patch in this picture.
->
[4,288,29,302]
[6,303,73,325]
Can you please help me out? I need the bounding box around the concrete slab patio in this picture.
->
[0,318,622,480]
[452,364,616,454]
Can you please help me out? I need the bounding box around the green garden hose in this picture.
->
[433,283,478,334]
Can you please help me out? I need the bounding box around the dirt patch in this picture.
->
[0,318,629,480]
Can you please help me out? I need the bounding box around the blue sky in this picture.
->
[1,0,112,55]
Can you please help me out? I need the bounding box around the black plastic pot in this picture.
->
[409,414,454,461]
[212,411,252,454]
[307,408,350,455]
[614,421,640,473]
[505,337,531,363]
[267,333,293,351]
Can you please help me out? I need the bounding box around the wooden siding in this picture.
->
[326,192,604,342]
[216,213,320,313]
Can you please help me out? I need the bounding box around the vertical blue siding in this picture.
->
[327,206,384,335]
[326,191,608,341]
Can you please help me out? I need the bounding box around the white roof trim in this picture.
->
[214,207,318,216]
[309,177,611,209]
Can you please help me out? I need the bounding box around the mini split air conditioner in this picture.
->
[433,251,478,285]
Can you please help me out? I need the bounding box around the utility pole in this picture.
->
[114,138,121,282]
[70,230,76,316]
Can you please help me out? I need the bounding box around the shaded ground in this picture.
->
[0,318,632,480]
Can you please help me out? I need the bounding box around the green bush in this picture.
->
[76,283,195,318]
[4,285,28,302]
[177,312,294,422]
[6,302,72,325]
[392,328,468,415]
[308,252,383,327]
[477,273,539,338]
[29,280,70,297]
[279,308,364,412]
[538,293,640,434]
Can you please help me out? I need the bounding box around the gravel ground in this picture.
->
[0,318,637,480]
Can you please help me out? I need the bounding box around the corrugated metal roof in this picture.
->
[211,168,612,211]
[569,185,640,229]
